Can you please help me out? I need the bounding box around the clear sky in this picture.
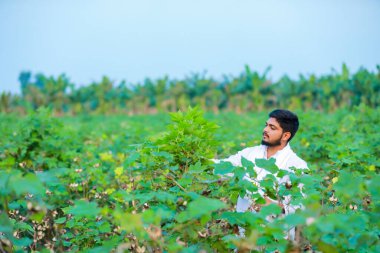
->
[1,0,379,94]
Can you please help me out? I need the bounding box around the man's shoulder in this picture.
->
[237,145,266,161]
[240,145,265,155]
[217,145,264,166]
[287,150,308,169]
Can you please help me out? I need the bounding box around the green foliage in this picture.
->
[1,108,79,172]
[157,106,219,171]
[0,107,379,252]
[64,200,100,218]
[1,65,380,115]
[176,197,226,223]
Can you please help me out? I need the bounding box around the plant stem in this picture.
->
[164,174,187,192]
[2,196,9,214]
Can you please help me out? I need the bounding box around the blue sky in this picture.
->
[1,0,379,94]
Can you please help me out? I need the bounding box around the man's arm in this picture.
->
[213,147,252,167]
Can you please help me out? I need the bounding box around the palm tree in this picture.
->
[0,92,11,113]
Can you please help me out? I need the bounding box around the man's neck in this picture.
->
[266,143,288,159]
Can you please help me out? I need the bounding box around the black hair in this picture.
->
[269,109,299,142]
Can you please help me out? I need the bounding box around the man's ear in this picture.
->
[282,132,291,142]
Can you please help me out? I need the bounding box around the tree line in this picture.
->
[1,64,379,115]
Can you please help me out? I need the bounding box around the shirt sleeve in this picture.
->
[220,148,252,167]
[212,148,252,178]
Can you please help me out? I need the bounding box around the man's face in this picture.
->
[261,117,284,147]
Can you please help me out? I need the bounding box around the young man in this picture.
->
[217,109,308,239]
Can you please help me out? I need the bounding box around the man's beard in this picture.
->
[261,136,282,147]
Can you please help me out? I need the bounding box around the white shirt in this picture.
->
[220,143,308,214]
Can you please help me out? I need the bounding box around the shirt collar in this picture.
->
[263,143,292,159]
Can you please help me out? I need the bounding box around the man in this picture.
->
[217,109,308,239]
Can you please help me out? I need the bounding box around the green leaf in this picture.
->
[64,200,100,218]
[29,211,45,223]
[12,237,33,247]
[188,162,205,174]
[124,152,140,166]
[259,204,282,217]
[367,173,380,199]
[241,157,254,168]
[152,151,173,162]
[154,191,177,203]
[141,209,161,225]
[176,197,226,223]
[277,169,290,178]
[150,206,175,223]
[35,170,61,186]
[85,245,115,253]
[98,222,111,233]
[234,167,246,180]
[14,221,34,233]
[63,241,72,247]
[255,158,279,174]
[0,213,13,235]
[9,173,45,196]
[334,171,364,200]
[213,161,234,175]
[115,211,144,234]
[317,241,339,253]
[0,171,12,196]
[257,235,271,246]
[221,211,251,226]
[241,157,256,178]
[178,176,192,187]
[55,217,66,224]
[283,214,306,227]
[237,179,258,193]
